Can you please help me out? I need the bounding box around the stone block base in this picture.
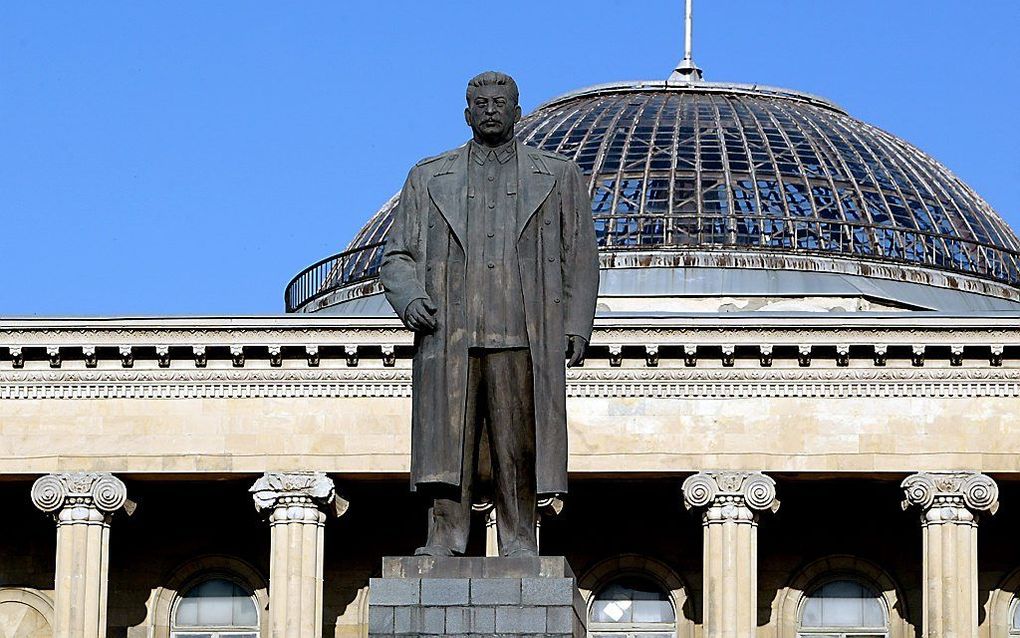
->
[369,556,586,637]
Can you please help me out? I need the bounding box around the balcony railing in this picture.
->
[285,241,385,313]
[284,216,1020,312]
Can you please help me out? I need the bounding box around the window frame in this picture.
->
[587,574,678,638]
[795,577,890,638]
[169,575,262,638]
[1008,596,1020,636]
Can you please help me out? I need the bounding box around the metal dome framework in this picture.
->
[285,81,1020,313]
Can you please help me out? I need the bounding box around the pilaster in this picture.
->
[31,472,129,638]
[682,471,779,638]
[250,472,348,638]
[902,471,998,638]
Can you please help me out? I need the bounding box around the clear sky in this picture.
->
[1,1,1017,315]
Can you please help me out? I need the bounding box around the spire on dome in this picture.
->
[670,0,703,82]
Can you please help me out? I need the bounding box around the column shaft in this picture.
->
[32,472,128,638]
[269,507,326,638]
[251,472,346,638]
[704,507,756,637]
[902,471,998,638]
[683,472,778,638]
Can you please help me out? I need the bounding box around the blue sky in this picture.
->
[1,1,1017,315]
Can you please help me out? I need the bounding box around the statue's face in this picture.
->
[465,84,521,146]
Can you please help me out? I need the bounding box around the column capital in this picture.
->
[901,471,998,524]
[31,472,129,524]
[249,471,349,523]
[682,471,780,522]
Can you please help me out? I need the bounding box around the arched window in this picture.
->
[1009,596,1020,636]
[798,580,888,638]
[589,576,676,638]
[171,578,260,638]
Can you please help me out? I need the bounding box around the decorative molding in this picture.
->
[118,346,133,368]
[721,344,735,367]
[644,344,659,367]
[249,472,348,524]
[901,471,999,524]
[305,345,320,367]
[608,345,623,367]
[46,346,60,368]
[192,345,207,368]
[911,344,926,367]
[950,345,964,367]
[683,344,697,367]
[380,344,396,367]
[31,472,130,524]
[2,366,1020,400]
[268,345,282,367]
[344,345,359,367]
[682,471,780,523]
[0,317,1016,400]
[797,344,812,367]
[835,344,850,367]
[155,346,170,368]
[874,344,888,366]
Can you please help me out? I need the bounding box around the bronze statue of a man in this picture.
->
[380,71,599,557]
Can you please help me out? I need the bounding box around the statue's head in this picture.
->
[464,71,522,147]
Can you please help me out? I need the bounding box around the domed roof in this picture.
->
[287,80,1020,313]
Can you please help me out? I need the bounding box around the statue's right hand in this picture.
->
[404,298,438,333]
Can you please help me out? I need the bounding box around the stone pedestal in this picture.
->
[31,472,129,638]
[902,471,998,638]
[250,472,349,638]
[368,556,585,638]
[682,471,779,638]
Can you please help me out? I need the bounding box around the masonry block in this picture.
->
[369,577,420,606]
[421,577,470,605]
[370,556,585,638]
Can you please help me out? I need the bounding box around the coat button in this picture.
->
[488,202,495,209]
[487,262,495,269]
[487,175,494,182]
[545,219,551,225]
[554,297,561,303]
[487,232,494,238]
[547,257,555,262]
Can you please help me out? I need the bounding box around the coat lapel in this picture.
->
[426,146,469,247]
[515,141,557,240]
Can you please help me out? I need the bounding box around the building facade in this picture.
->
[3,65,1020,638]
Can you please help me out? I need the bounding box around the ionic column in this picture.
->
[250,472,348,638]
[682,471,780,638]
[31,472,130,638]
[901,472,998,638]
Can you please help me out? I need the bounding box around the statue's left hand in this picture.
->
[565,334,588,368]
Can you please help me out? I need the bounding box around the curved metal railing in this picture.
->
[284,216,1020,312]
[284,241,385,313]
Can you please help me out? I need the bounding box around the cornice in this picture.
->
[0,315,1016,399]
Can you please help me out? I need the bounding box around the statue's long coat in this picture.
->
[380,140,599,496]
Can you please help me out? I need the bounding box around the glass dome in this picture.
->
[286,80,1020,313]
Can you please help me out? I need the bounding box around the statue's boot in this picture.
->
[414,544,455,557]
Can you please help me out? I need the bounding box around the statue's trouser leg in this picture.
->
[483,348,538,556]
[423,353,484,554]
